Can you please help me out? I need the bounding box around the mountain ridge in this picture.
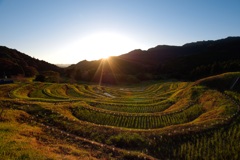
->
[66,36,240,84]
[0,46,62,78]
[1,36,240,84]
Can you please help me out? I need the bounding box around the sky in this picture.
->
[0,0,240,64]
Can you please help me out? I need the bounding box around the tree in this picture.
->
[24,66,38,77]
[34,74,45,82]
[37,71,60,83]
[45,71,60,83]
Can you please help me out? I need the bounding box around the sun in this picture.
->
[79,32,138,60]
[62,31,140,62]
[101,55,109,60]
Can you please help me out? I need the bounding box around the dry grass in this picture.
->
[0,108,97,160]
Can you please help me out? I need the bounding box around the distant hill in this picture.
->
[1,37,240,84]
[0,46,62,78]
[65,37,240,84]
[55,64,71,68]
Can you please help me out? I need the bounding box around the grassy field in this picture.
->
[0,72,240,159]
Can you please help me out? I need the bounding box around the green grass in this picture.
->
[71,104,204,129]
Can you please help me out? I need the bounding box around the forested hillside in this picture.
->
[65,37,240,84]
[0,46,62,78]
[1,37,240,84]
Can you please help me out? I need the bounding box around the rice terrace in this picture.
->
[1,0,240,159]
[0,72,239,159]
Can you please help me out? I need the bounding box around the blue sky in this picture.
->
[0,0,240,64]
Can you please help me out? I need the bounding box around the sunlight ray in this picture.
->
[91,59,105,86]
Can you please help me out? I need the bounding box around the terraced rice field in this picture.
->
[1,73,240,159]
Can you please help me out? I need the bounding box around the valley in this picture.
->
[0,72,239,159]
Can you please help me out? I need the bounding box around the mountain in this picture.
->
[65,37,240,84]
[1,37,240,84]
[0,46,63,78]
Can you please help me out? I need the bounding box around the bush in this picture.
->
[107,133,146,149]
[34,75,45,82]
